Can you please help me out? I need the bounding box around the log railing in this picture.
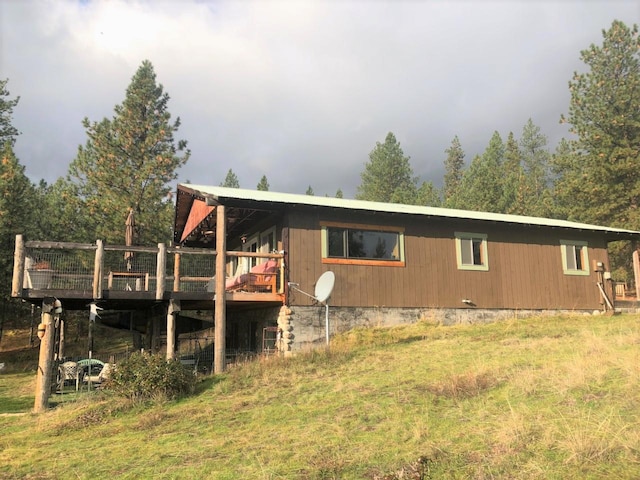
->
[11,235,285,301]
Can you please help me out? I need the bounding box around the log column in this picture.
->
[34,298,57,413]
[166,299,179,360]
[214,205,227,374]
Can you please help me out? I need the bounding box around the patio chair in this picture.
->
[58,361,80,392]
[225,259,278,293]
[83,362,113,388]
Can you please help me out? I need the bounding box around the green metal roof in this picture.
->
[180,184,640,239]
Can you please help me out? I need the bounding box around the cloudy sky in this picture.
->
[1,0,639,198]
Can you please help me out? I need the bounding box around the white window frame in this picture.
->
[560,240,590,276]
[455,232,489,271]
[260,226,276,255]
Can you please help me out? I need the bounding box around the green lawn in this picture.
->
[1,313,639,479]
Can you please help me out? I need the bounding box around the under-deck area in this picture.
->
[12,236,287,369]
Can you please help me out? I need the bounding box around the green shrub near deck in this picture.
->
[106,352,195,401]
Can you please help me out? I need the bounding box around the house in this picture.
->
[174,184,640,353]
[13,183,640,372]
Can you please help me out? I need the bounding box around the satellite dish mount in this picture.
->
[288,271,335,346]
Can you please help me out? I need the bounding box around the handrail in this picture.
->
[13,236,286,299]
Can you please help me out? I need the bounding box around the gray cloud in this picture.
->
[1,0,638,198]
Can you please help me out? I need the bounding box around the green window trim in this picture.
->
[455,232,489,271]
[560,240,590,276]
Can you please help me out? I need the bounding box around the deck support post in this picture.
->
[11,234,25,298]
[634,246,640,300]
[34,298,57,413]
[166,299,179,360]
[214,205,227,374]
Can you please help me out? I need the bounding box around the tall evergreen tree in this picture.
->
[457,131,504,212]
[417,181,441,207]
[335,188,343,199]
[555,20,640,229]
[356,132,417,204]
[305,185,314,196]
[442,136,465,208]
[0,79,20,146]
[256,175,269,191]
[0,143,37,298]
[221,169,240,188]
[500,132,524,214]
[67,60,189,245]
[519,119,551,217]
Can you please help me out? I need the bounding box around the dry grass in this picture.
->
[2,313,640,479]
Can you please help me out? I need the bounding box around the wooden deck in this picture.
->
[12,236,286,312]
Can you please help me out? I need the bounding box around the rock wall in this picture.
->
[287,306,596,351]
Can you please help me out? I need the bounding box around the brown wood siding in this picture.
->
[285,208,611,310]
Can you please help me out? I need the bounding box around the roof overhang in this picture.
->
[173,184,640,246]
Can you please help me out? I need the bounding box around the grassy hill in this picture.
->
[1,313,639,479]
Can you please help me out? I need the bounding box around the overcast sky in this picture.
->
[1,0,639,198]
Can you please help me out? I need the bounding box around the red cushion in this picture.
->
[250,259,278,274]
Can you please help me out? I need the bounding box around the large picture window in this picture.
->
[321,223,405,266]
[560,240,590,276]
[455,232,488,271]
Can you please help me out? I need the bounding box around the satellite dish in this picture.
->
[314,271,335,303]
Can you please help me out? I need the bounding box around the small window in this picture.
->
[321,223,405,266]
[455,232,488,271]
[560,240,590,276]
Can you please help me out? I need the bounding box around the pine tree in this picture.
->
[335,188,343,198]
[555,20,640,229]
[221,169,240,188]
[442,136,465,208]
[67,60,190,245]
[305,185,314,196]
[0,143,37,298]
[416,181,441,207]
[500,132,524,214]
[256,175,269,191]
[457,131,504,212]
[519,119,551,217]
[356,132,417,204]
[0,79,20,146]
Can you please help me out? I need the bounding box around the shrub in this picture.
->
[105,352,195,402]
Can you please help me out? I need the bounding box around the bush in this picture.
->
[105,352,195,401]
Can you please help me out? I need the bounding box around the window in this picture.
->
[321,223,405,266]
[455,232,488,271]
[560,240,590,276]
[260,227,276,254]
[243,234,259,270]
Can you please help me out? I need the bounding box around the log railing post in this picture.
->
[93,239,104,300]
[156,243,166,300]
[11,234,25,298]
[173,251,181,292]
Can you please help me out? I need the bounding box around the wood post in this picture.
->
[634,248,640,300]
[11,234,25,298]
[156,243,166,300]
[166,299,179,360]
[93,240,103,299]
[173,252,181,292]
[34,298,56,413]
[214,205,227,374]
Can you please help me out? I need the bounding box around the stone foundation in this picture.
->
[287,306,598,351]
